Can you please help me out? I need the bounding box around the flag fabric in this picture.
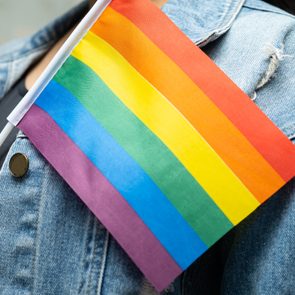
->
[14,0,295,291]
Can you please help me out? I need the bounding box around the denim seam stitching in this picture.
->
[96,230,109,295]
[216,0,245,32]
[32,160,50,294]
[196,0,245,46]
[86,215,100,294]
[243,4,295,19]
[77,211,93,293]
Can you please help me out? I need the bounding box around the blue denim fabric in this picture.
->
[0,0,294,294]
[0,134,147,294]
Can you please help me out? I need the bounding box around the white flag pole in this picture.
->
[0,122,14,147]
[0,0,111,148]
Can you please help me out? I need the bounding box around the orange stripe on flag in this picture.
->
[91,6,285,202]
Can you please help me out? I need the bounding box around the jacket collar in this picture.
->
[162,0,245,46]
[0,0,245,99]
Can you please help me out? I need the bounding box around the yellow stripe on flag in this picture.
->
[72,31,260,224]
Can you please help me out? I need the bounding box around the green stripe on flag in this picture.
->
[54,55,233,245]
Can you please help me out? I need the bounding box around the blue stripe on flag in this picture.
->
[35,80,208,269]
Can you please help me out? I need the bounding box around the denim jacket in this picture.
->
[0,1,294,294]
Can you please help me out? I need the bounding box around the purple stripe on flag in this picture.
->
[18,104,182,291]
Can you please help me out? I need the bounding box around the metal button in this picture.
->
[9,153,29,178]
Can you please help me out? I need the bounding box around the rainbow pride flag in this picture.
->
[10,0,295,291]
